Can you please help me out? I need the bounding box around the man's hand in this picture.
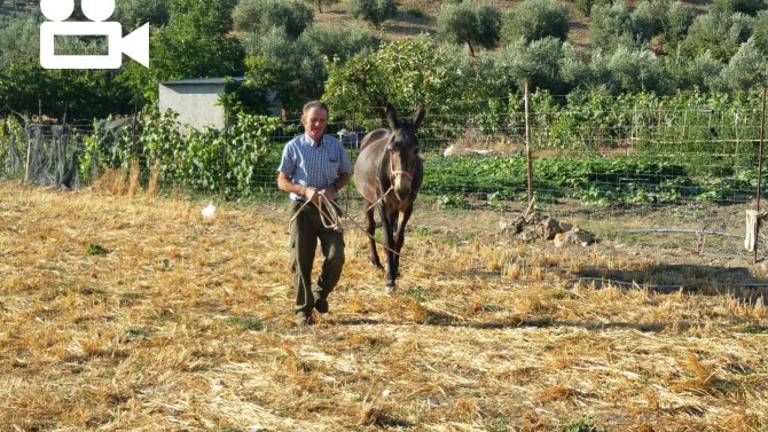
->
[303,186,319,204]
[321,186,338,202]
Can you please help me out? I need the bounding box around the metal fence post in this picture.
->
[524,80,534,210]
[24,126,32,183]
[754,88,767,264]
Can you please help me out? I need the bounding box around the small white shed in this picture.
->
[158,77,245,131]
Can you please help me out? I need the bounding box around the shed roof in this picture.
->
[161,77,246,86]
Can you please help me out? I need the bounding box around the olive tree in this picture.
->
[590,2,634,52]
[302,0,338,13]
[501,0,569,45]
[663,1,695,46]
[233,0,313,39]
[437,1,501,56]
[713,0,767,16]
[498,36,570,93]
[348,0,397,30]
[680,11,754,61]
[599,44,665,93]
[243,25,378,111]
[115,0,171,28]
[719,37,768,90]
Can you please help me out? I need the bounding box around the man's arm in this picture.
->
[276,142,318,202]
[277,172,317,202]
[326,144,352,197]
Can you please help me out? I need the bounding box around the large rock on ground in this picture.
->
[520,226,539,242]
[554,226,597,247]
[499,216,526,236]
[541,217,563,240]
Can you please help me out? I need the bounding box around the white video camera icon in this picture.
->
[40,0,149,69]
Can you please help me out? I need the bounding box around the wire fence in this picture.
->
[2,94,767,258]
[1,116,765,206]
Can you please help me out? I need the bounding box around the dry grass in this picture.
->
[127,159,141,198]
[1,181,767,431]
[146,163,160,199]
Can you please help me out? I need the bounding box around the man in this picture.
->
[277,101,352,326]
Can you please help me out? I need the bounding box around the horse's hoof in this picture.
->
[384,282,396,295]
[370,259,385,271]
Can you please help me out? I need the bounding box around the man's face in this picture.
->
[303,107,328,142]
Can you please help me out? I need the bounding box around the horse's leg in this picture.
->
[379,205,397,292]
[393,204,414,278]
[365,200,383,270]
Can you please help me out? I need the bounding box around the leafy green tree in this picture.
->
[243,28,312,111]
[240,26,296,58]
[686,53,727,91]
[115,0,171,28]
[0,58,51,114]
[662,1,695,46]
[121,0,245,105]
[560,43,593,88]
[662,51,725,91]
[631,0,665,41]
[498,36,570,93]
[0,10,40,67]
[242,25,377,112]
[501,0,568,45]
[0,57,134,119]
[302,0,338,13]
[713,0,767,16]
[348,0,397,30]
[609,45,664,93]
[234,0,313,39]
[751,10,768,52]
[719,37,768,90]
[437,1,501,56]
[574,0,613,17]
[297,25,380,61]
[680,11,754,61]
[590,2,635,52]
[323,36,473,128]
[171,0,238,33]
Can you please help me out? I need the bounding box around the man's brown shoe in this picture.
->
[314,297,329,314]
[312,285,328,314]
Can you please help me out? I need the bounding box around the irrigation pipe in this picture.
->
[617,228,742,238]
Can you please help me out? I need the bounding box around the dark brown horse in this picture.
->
[354,103,425,292]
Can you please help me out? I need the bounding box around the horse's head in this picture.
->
[384,103,425,201]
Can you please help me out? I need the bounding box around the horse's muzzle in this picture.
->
[394,177,412,201]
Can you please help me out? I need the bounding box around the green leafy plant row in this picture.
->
[420,153,757,206]
[81,108,282,198]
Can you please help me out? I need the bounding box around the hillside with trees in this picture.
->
[1,0,767,121]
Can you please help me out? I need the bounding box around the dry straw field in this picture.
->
[1,180,767,431]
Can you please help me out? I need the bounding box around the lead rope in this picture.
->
[288,185,395,233]
[286,185,397,311]
[286,185,457,305]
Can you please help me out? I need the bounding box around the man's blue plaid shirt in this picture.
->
[277,134,352,202]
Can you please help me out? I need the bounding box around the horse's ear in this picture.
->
[413,105,426,129]
[384,103,398,130]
